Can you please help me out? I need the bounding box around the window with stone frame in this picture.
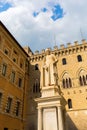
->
[62,58,67,65]
[33,79,40,93]
[18,78,22,88]
[3,40,12,56]
[77,55,82,62]
[11,71,15,83]
[35,64,39,70]
[62,72,72,88]
[4,46,11,57]
[20,63,23,68]
[12,55,18,64]
[6,97,12,113]
[0,92,2,108]
[2,64,7,76]
[15,101,20,116]
[20,58,24,69]
[13,58,16,63]
[4,49,9,55]
[68,99,72,109]
[79,70,87,86]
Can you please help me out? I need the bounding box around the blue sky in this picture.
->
[0,0,87,52]
[0,2,12,12]
[51,5,64,21]
[33,4,64,21]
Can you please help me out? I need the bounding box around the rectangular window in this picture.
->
[4,128,8,130]
[14,50,17,54]
[11,71,15,83]
[16,101,20,116]
[6,97,12,113]
[13,58,16,63]
[20,63,23,68]
[0,93,2,107]
[62,58,67,65]
[2,64,7,76]
[18,78,22,87]
[4,49,9,55]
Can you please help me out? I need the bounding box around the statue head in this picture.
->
[45,48,50,55]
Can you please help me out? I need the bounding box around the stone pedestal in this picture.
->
[35,85,66,130]
[41,85,60,97]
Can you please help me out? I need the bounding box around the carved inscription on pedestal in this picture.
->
[43,108,58,130]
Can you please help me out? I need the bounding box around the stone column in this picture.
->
[38,107,42,130]
[57,106,64,130]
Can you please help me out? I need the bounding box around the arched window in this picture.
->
[66,78,69,88]
[33,79,40,93]
[62,78,72,88]
[62,58,67,65]
[35,64,39,70]
[68,99,72,109]
[83,75,86,85]
[79,75,87,86]
[77,55,82,62]
[69,78,72,87]
[62,72,72,88]
[79,69,87,86]
[86,75,87,80]
[79,76,83,86]
[62,79,65,88]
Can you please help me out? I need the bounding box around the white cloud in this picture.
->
[0,0,87,52]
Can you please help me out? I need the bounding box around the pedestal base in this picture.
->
[35,96,66,130]
[41,85,60,97]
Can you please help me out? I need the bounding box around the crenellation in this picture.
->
[47,47,52,51]
[82,39,86,44]
[65,49,69,55]
[72,47,76,53]
[29,40,87,61]
[84,45,87,51]
[34,50,39,55]
[23,46,33,56]
[60,44,65,49]
[74,41,78,46]
[41,49,45,53]
[67,42,72,47]
[57,51,61,56]
[30,53,46,62]
[69,49,72,54]
[76,47,80,52]
[80,46,84,51]
[28,41,87,62]
[53,45,58,50]
[61,50,65,55]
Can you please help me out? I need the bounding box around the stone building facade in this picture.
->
[0,21,29,130]
[0,21,87,130]
[26,40,87,130]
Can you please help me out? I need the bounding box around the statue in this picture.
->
[43,49,58,86]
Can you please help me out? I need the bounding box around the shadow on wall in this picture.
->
[27,63,41,130]
[29,124,35,130]
[66,113,78,130]
[31,63,41,97]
